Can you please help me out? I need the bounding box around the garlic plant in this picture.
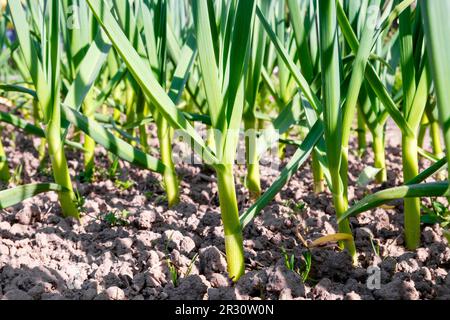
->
[0,0,449,281]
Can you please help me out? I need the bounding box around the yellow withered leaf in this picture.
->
[309,233,354,248]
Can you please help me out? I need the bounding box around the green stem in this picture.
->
[333,155,355,261]
[429,120,445,180]
[216,164,245,281]
[340,146,349,203]
[137,99,150,153]
[244,117,261,199]
[125,81,136,143]
[357,108,367,155]
[430,120,443,157]
[113,108,121,122]
[312,150,324,193]
[373,132,387,183]
[278,131,287,160]
[333,190,357,262]
[206,126,216,154]
[33,99,47,168]
[84,135,95,179]
[83,92,96,180]
[318,0,356,262]
[37,138,47,168]
[47,117,79,219]
[417,114,429,148]
[139,125,149,153]
[155,113,179,207]
[402,135,421,249]
[0,127,10,182]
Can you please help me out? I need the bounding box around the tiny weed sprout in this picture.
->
[0,0,450,294]
[422,200,450,228]
[167,259,178,287]
[103,210,130,227]
[301,251,313,282]
[114,178,135,191]
[281,247,296,272]
[281,247,312,282]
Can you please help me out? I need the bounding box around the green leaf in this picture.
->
[407,157,447,185]
[63,29,112,112]
[61,104,166,174]
[339,182,448,223]
[7,0,52,122]
[86,0,218,166]
[256,6,322,113]
[0,107,83,152]
[0,183,68,209]
[192,0,222,129]
[168,35,197,105]
[421,0,450,196]
[0,84,37,99]
[336,0,414,137]
[319,0,344,192]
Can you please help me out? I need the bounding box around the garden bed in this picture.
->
[0,121,448,300]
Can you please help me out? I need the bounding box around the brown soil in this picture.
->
[0,121,449,300]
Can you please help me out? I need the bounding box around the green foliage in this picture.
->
[2,0,450,281]
[103,210,130,227]
[114,179,135,191]
[421,200,450,228]
[281,248,312,282]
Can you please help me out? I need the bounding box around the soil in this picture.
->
[0,120,449,300]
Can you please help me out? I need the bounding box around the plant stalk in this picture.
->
[47,115,80,219]
[244,117,261,199]
[155,112,179,207]
[125,80,136,143]
[430,120,443,157]
[33,99,47,168]
[278,132,287,160]
[319,0,356,260]
[216,164,245,281]
[333,187,357,262]
[136,95,150,153]
[402,135,421,249]
[373,131,387,183]
[312,150,324,193]
[0,127,10,182]
[83,92,96,180]
[421,0,450,196]
[417,114,429,148]
[357,108,367,155]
